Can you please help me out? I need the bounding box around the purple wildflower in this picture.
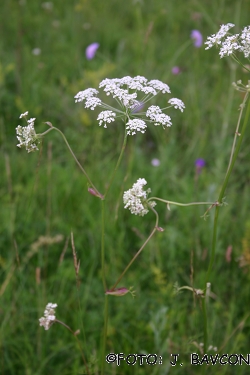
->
[191,30,203,48]
[131,101,144,113]
[195,158,205,174]
[172,66,181,75]
[151,158,160,167]
[85,43,99,60]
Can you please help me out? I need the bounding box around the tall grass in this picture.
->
[1,0,250,374]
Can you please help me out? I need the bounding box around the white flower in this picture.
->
[85,96,102,110]
[168,98,185,112]
[218,35,242,58]
[126,119,147,135]
[146,106,172,127]
[205,23,235,49]
[16,116,41,153]
[39,303,57,330]
[241,26,250,58]
[97,110,116,128]
[75,76,184,135]
[19,111,29,118]
[147,79,171,94]
[32,48,41,56]
[123,178,156,216]
[74,88,99,103]
[205,23,250,60]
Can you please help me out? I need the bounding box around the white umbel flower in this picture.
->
[168,98,185,112]
[205,23,235,49]
[123,178,156,216]
[75,75,184,135]
[74,88,99,103]
[205,23,250,59]
[126,119,147,135]
[19,111,29,119]
[97,110,116,128]
[241,26,250,58]
[146,106,172,127]
[16,117,41,153]
[39,303,57,330]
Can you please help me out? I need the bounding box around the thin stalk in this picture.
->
[203,94,250,354]
[41,125,102,198]
[207,93,250,281]
[104,128,127,198]
[226,92,249,175]
[148,197,215,207]
[101,295,109,375]
[101,199,107,291]
[110,208,159,290]
[55,319,90,375]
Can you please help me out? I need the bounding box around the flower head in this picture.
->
[195,158,205,174]
[146,106,172,127]
[97,110,116,128]
[168,98,185,112]
[205,23,235,50]
[126,119,147,135]
[74,75,184,136]
[172,66,181,75]
[205,23,250,59]
[151,158,160,167]
[39,303,57,330]
[86,42,99,60]
[123,178,156,216]
[16,115,41,153]
[32,48,41,56]
[191,30,203,48]
[19,111,29,118]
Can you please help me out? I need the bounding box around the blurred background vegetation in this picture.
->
[1,0,250,374]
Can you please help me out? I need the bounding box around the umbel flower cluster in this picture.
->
[74,76,185,135]
[16,112,41,153]
[123,178,156,216]
[39,303,57,330]
[205,23,250,58]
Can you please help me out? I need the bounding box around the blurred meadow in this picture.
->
[1,0,250,374]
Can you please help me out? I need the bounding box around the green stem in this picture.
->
[203,93,250,354]
[207,93,250,281]
[148,197,215,207]
[226,92,249,175]
[55,319,90,375]
[104,128,127,198]
[101,295,109,375]
[41,126,102,198]
[101,199,107,291]
[110,208,159,290]
[231,54,250,73]
[201,299,208,356]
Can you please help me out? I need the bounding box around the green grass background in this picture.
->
[1,0,250,374]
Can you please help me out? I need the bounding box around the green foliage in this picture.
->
[1,0,250,374]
